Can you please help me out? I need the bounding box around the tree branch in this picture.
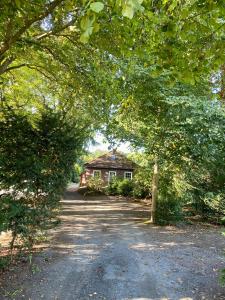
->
[27,65,56,81]
[0,0,64,58]
[2,61,57,82]
[0,57,15,75]
[3,63,28,73]
[35,18,76,41]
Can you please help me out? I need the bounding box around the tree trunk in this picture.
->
[220,64,225,103]
[150,159,159,223]
[10,232,17,262]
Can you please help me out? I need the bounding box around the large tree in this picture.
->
[104,69,225,223]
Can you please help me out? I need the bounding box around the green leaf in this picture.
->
[80,26,94,43]
[93,22,100,33]
[122,0,144,19]
[90,2,104,13]
[80,15,93,31]
[122,4,134,19]
[80,15,95,43]
[80,32,89,43]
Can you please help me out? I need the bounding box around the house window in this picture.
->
[124,172,132,180]
[93,170,101,178]
[108,171,116,181]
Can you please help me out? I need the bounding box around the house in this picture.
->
[80,150,136,186]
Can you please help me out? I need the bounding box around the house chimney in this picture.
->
[111,148,117,160]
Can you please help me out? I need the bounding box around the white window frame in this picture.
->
[93,170,101,178]
[124,171,132,180]
[108,171,117,182]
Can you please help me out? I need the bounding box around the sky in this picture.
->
[87,133,132,153]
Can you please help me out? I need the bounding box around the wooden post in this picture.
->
[150,158,159,223]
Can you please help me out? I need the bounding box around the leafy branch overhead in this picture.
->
[0,0,224,80]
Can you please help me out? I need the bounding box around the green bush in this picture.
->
[0,256,10,270]
[155,196,183,225]
[105,178,119,195]
[202,192,225,215]
[0,194,58,253]
[0,107,87,254]
[132,166,152,198]
[87,176,104,192]
[106,178,134,197]
[133,184,149,198]
[117,179,134,196]
[188,188,225,223]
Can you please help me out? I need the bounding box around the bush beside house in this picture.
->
[86,175,149,198]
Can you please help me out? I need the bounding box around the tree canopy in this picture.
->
[0,0,224,84]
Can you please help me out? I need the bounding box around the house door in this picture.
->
[108,171,116,182]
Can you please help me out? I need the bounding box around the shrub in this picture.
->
[106,177,149,198]
[202,192,225,215]
[0,193,58,254]
[133,184,149,198]
[188,187,225,222]
[117,179,134,196]
[87,176,104,192]
[106,178,134,197]
[0,256,10,271]
[105,178,119,195]
[0,107,87,254]
[155,196,183,225]
[133,168,152,196]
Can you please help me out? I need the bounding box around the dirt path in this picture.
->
[1,185,225,300]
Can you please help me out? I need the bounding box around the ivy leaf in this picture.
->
[90,2,104,13]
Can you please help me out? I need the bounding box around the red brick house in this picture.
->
[80,150,136,186]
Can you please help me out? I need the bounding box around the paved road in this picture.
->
[1,186,225,300]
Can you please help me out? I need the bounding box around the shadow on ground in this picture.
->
[0,185,225,300]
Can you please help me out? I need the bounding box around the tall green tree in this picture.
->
[105,70,225,223]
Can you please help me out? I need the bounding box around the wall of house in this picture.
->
[82,168,134,185]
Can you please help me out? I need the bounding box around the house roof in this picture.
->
[84,150,136,170]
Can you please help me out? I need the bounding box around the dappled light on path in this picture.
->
[1,185,225,300]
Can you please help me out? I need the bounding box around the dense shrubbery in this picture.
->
[84,176,140,197]
[0,107,87,255]
[155,197,183,225]
[0,194,59,254]
[183,156,225,223]
[189,189,225,223]
[155,170,225,225]
[131,165,152,199]
[105,177,149,198]
[106,178,133,196]
[105,178,119,195]
[86,177,104,193]
[117,179,133,196]
[132,185,149,199]
[202,192,225,217]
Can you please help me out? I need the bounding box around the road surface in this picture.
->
[1,185,225,300]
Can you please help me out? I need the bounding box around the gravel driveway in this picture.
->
[1,185,225,300]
